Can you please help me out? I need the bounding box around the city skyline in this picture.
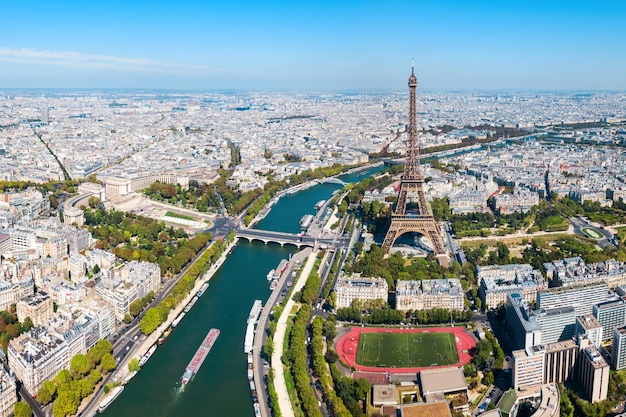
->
[1,0,625,91]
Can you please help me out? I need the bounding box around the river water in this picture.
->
[102,166,383,417]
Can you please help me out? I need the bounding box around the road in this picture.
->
[570,215,616,249]
[252,248,311,417]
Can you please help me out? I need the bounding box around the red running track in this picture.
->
[337,326,476,374]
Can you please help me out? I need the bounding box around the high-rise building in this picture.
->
[534,306,577,344]
[537,283,616,317]
[576,314,603,349]
[507,293,542,350]
[544,340,578,384]
[513,339,579,390]
[612,326,626,370]
[578,343,610,403]
[41,107,49,124]
[593,297,626,341]
[513,346,545,389]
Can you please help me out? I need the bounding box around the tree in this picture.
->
[100,353,117,372]
[36,383,54,406]
[484,371,495,386]
[22,316,34,332]
[70,353,93,378]
[52,388,79,417]
[14,402,32,417]
[129,299,144,317]
[140,308,164,335]
[463,363,477,378]
[88,339,113,364]
[89,369,102,385]
[128,358,141,372]
[54,369,72,387]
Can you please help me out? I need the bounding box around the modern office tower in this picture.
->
[334,274,388,309]
[612,326,626,370]
[478,264,544,309]
[593,297,626,341]
[537,283,616,316]
[578,344,610,403]
[507,293,542,350]
[544,340,578,384]
[576,314,603,349]
[534,306,577,344]
[41,107,49,124]
[513,346,545,389]
[395,279,464,311]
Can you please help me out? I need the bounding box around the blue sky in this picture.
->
[0,0,624,90]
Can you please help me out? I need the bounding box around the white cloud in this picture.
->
[0,48,215,74]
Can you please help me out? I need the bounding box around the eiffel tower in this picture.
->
[382,63,450,266]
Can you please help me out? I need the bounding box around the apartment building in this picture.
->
[8,327,69,395]
[478,264,545,308]
[16,291,54,326]
[334,274,388,309]
[395,279,464,311]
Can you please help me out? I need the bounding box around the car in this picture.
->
[133,335,139,340]
[126,346,130,351]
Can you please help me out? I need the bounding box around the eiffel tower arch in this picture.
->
[382,63,450,267]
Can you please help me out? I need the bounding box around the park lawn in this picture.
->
[165,211,196,221]
[582,227,603,239]
[541,215,570,232]
[356,331,458,368]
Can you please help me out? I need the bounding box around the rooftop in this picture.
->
[420,366,467,395]
[399,400,451,417]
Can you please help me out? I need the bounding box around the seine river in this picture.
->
[102,166,383,417]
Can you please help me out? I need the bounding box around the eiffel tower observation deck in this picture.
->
[382,62,450,267]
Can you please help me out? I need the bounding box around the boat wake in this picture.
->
[153,385,185,417]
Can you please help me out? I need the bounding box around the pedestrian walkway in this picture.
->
[271,248,319,417]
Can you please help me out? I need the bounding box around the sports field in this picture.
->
[355,331,458,368]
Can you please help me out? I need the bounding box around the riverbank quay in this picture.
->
[247,162,383,228]
[78,237,238,417]
[271,247,320,417]
[252,248,312,417]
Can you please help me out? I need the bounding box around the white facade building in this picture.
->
[8,327,69,395]
[395,279,464,311]
[334,274,388,309]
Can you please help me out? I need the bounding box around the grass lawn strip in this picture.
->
[582,227,603,239]
[165,211,196,221]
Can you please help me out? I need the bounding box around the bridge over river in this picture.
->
[236,227,349,248]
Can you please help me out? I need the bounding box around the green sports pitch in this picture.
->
[355,331,458,368]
